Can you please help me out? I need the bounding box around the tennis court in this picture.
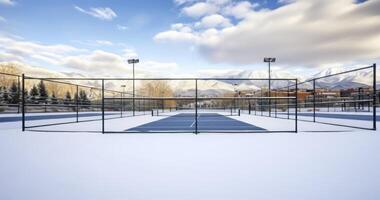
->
[126,112,266,133]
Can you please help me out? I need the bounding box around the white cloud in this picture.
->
[174,0,197,5]
[182,2,218,18]
[0,34,179,77]
[117,24,128,31]
[74,6,117,21]
[141,61,178,71]
[223,1,256,19]
[157,0,380,68]
[0,0,15,6]
[63,50,178,76]
[198,14,232,28]
[95,40,113,46]
[0,34,84,65]
[63,50,126,74]
[154,30,199,43]
[123,48,138,59]
[0,52,23,62]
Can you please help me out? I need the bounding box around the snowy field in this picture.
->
[0,111,380,200]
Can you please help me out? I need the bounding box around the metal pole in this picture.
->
[195,79,198,134]
[268,61,271,117]
[102,79,105,134]
[373,63,377,130]
[295,79,298,133]
[76,85,79,122]
[22,74,25,132]
[313,79,316,122]
[133,63,135,116]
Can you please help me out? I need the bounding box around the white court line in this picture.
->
[190,114,201,127]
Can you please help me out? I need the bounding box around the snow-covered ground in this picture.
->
[0,111,379,200]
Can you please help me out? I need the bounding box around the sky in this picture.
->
[0,0,379,78]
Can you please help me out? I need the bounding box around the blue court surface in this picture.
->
[127,113,266,132]
[0,113,118,123]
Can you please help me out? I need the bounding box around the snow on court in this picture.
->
[0,112,379,200]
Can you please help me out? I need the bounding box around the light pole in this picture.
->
[121,85,126,117]
[264,57,276,117]
[128,58,139,116]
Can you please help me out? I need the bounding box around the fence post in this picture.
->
[22,74,25,132]
[313,79,316,122]
[102,79,105,134]
[373,63,377,130]
[295,79,298,133]
[195,79,198,134]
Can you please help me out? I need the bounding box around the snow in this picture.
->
[0,112,380,200]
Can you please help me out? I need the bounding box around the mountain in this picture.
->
[2,62,378,96]
[312,66,378,89]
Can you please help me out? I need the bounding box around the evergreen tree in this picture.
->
[51,92,58,104]
[30,85,39,100]
[37,80,48,100]
[79,90,90,105]
[9,81,20,104]
[65,91,72,104]
[1,86,9,103]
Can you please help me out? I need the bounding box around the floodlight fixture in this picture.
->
[264,57,276,63]
[128,59,140,64]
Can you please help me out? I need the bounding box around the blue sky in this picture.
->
[0,0,379,77]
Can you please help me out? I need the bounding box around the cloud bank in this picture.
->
[156,0,380,67]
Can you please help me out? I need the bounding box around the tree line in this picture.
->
[0,80,91,105]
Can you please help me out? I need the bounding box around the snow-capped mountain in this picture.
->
[2,62,378,97]
[311,67,378,89]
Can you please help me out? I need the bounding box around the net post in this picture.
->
[76,85,79,122]
[21,74,25,132]
[373,63,377,130]
[102,79,105,134]
[313,79,316,123]
[295,79,298,133]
